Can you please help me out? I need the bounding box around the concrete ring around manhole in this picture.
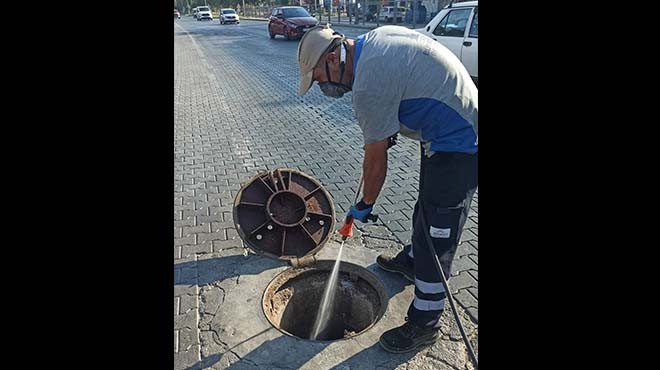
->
[262,260,389,342]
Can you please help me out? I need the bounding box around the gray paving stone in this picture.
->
[174,345,201,369]
[175,235,196,246]
[451,255,478,275]
[449,271,478,294]
[212,239,243,252]
[174,309,197,330]
[455,241,478,259]
[182,244,213,256]
[179,293,198,314]
[454,289,478,309]
[179,328,201,351]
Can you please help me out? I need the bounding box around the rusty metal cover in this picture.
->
[233,169,336,261]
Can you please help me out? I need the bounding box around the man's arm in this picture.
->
[361,138,389,205]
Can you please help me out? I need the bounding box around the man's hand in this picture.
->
[346,199,375,223]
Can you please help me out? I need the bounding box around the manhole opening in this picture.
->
[263,261,388,341]
[267,191,307,226]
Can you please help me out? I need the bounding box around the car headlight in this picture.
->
[286,21,297,27]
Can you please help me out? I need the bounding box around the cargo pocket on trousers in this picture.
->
[427,204,464,244]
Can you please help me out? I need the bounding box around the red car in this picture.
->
[268,6,319,40]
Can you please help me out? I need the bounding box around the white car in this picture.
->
[378,6,406,23]
[415,0,478,85]
[196,6,213,21]
[220,8,240,24]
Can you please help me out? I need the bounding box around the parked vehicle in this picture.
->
[268,6,319,40]
[378,6,406,23]
[220,8,240,24]
[415,0,478,85]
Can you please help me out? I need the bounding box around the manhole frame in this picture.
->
[261,260,389,342]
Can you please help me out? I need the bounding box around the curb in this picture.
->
[327,22,377,30]
[241,17,269,22]
[240,17,384,30]
[240,17,421,31]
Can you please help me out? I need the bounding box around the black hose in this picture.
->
[418,202,478,369]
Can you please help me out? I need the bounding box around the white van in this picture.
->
[196,6,213,21]
[415,1,478,85]
[378,6,406,23]
[220,8,240,24]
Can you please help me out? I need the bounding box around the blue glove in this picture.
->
[347,199,374,223]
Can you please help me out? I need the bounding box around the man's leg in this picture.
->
[380,151,477,352]
[408,151,477,327]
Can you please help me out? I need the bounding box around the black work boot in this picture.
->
[376,249,414,282]
[379,319,440,353]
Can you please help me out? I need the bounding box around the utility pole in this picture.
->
[412,0,416,28]
[362,0,365,25]
[376,2,380,27]
[393,1,397,25]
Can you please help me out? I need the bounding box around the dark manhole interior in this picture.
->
[263,260,388,341]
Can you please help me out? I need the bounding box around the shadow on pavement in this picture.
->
[331,341,417,370]
[186,353,221,370]
[214,334,416,370]
[185,328,277,370]
[364,261,411,298]
[175,253,284,286]
[227,335,331,370]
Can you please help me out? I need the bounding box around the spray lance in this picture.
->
[338,173,378,242]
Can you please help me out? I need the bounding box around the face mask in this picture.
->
[319,81,351,98]
[319,43,352,98]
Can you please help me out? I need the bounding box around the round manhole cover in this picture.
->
[262,260,388,341]
[233,169,335,260]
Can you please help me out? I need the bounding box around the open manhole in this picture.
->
[262,260,388,341]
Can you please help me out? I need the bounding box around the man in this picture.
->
[297,25,477,353]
